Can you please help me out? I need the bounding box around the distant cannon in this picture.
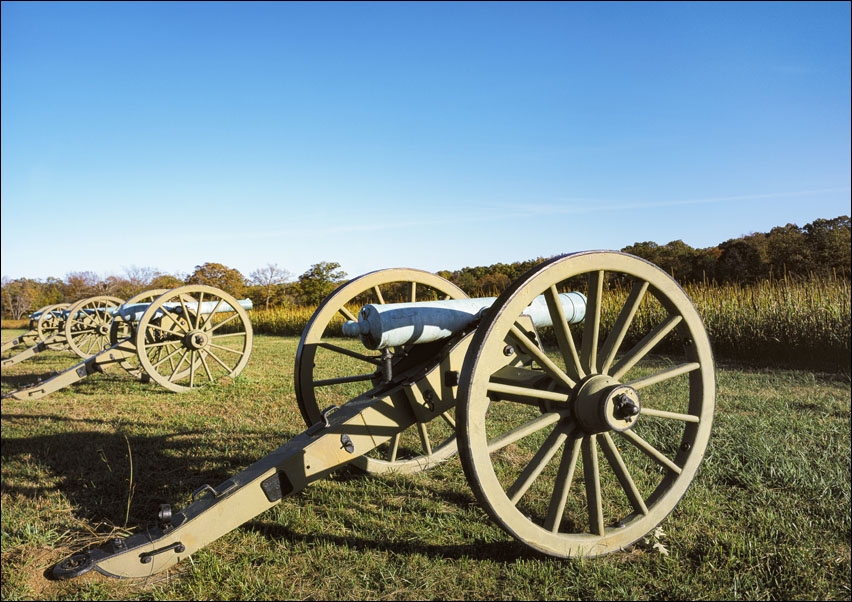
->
[2,285,253,399]
[2,296,124,367]
[1,303,68,354]
[53,252,714,579]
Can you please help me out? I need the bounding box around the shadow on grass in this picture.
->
[243,519,537,563]
[1,411,304,528]
[2,411,537,565]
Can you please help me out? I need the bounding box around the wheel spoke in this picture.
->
[544,285,584,379]
[600,432,648,515]
[386,433,401,462]
[146,319,188,339]
[150,343,184,370]
[626,361,700,390]
[599,280,649,375]
[487,412,562,453]
[208,312,241,333]
[316,341,382,365]
[313,373,376,387]
[167,348,191,381]
[487,380,570,406]
[198,349,215,382]
[209,331,250,340]
[204,345,239,371]
[177,296,192,330]
[618,429,682,474]
[193,292,204,329]
[507,425,570,504]
[582,435,605,536]
[580,271,603,374]
[144,337,183,349]
[509,325,576,389]
[544,435,582,532]
[199,298,224,330]
[640,407,700,423]
[610,314,683,381]
[337,306,357,323]
[373,285,385,304]
[409,281,417,302]
[417,422,433,456]
[189,350,197,387]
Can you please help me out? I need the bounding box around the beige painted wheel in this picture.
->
[36,303,72,350]
[64,296,125,359]
[295,268,468,474]
[109,289,171,377]
[457,251,715,557]
[135,286,253,393]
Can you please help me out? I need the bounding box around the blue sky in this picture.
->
[2,1,850,283]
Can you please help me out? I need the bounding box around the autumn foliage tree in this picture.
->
[295,261,347,306]
[186,263,246,298]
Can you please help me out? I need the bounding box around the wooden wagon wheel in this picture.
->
[135,285,253,393]
[36,303,72,351]
[457,251,715,557]
[109,289,170,377]
[295,268,468,474]
[64,296,125,359]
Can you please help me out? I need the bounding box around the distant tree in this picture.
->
[249,263,293,310]
[186,263,246,298]
[1,277,41,319]
[766,223,811,279]
[805,216,851,277]
[150,273,186,291]
[124,265,161,293]
[296,262,347,306]
[64,271,101,302]
[622,241,662,267]
[717,234,769,283]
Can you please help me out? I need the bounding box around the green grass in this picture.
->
[1,332,850,600]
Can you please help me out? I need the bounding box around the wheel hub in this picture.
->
[573,374,641,434]
[185,330,210,350]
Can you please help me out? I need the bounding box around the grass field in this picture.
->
[1,331,850,601]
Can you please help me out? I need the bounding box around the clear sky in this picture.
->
[2,1,850,283]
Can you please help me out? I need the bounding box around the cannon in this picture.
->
[52,252,714,579]
[1,303,70,353]
[1,296,126,367]
[2,285,254,399]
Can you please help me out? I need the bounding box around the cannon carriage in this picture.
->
[52,251,714,579]
[2,285,253,399]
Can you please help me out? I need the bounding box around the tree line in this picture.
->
[1,215,848,319]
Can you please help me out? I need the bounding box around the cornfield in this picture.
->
[245,277,850,372]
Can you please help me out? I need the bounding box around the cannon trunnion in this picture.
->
[52,251,715,579]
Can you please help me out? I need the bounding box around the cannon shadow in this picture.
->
[2,411,519,563]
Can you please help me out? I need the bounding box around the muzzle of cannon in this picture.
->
[2,285,253,399]
[51,251,715,580]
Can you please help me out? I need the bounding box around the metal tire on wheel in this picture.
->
[135,285,253,393]
[64,296,125,359]
[295,268,468,474]
[457,251,715,557]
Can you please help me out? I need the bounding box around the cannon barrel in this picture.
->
[342,291,586,350]
[117,298,253,322]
